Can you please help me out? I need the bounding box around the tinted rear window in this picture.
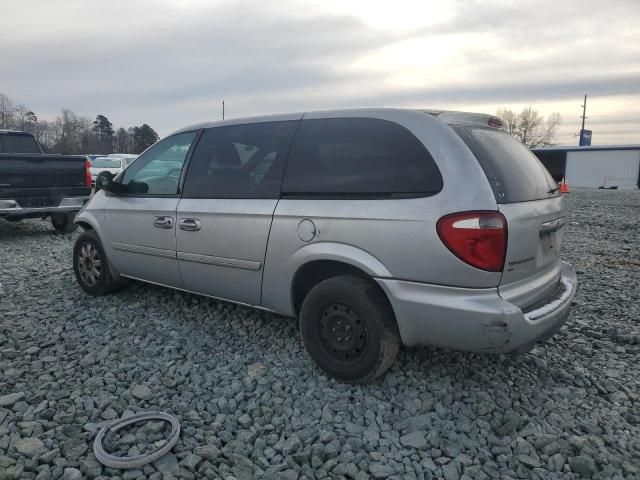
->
[453,126,559,203]
[282,118,443,197]
[92,158,122,168]
[0,133,41,154]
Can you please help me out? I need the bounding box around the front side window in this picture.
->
[182,121,298,198]
[282,118,443,197]
[119,132,197,195]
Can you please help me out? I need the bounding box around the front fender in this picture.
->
[73,193,119,278]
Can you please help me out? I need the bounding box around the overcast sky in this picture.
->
[2,0,639,145]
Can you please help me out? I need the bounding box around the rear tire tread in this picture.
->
[299,275,400,383]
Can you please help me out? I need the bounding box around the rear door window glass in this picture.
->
[0,134,41,154]
[453,126,559,203]
[282,117,442,197]
[92,158,122,168]
[182,121,298,199]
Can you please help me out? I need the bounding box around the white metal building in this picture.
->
[533,145,640,189]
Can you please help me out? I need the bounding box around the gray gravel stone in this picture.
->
[1,190,639,479]
[14,437,46,457]
[400,431,428,449]
[369,462,395,478]
[61,468,82,480]
[154,453,179,474]
[0,392,25,407]
[569,455,596,477]
[130,384,152,400]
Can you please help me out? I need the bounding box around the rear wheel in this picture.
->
[73,230,121,295]
[51,212,77,233]
[299,275,400,383]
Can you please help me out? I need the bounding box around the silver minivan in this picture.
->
[73,109,577,382]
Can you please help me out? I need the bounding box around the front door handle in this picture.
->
[153,216,174,229]
[179,218,201,231]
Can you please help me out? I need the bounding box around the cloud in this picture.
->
[2,0,639,144]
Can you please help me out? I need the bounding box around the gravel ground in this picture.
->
[1,189,639,480]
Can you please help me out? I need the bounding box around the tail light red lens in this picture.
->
[85,160,91,187]
[437,211,507,272]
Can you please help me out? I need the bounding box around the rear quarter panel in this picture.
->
[261,109,502,316]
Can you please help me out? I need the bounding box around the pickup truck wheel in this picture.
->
[51,212,77,233]
[73,230,121,296]
[299,275,400,383]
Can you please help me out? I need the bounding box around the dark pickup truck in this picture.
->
[0,130,91,232]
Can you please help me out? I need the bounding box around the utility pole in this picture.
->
[222,100,225,120]
[578,94,591,146]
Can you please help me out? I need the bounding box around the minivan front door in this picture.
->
[101,131,199,288]
[176,119,299,305]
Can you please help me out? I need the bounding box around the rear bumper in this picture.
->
[0,196,89,217]
[376,261,577,353]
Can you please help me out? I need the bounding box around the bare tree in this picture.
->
[0,93,16,129]
[1,92,159,154]
[496,106,562,148]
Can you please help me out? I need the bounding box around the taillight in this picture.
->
[85,160,91,187]
[437,211,507,272]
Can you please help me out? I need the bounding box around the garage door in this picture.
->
[566,150,640,188]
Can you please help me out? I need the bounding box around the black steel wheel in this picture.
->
[318,303,368,364]
[300,275,400,383]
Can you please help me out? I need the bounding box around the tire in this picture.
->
[299,275,400,383]
[73,230,121,296]
[51,212,77,233]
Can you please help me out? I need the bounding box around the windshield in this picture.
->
[453,125,559,203]
[92,158,122,168]
[0,133,42,154]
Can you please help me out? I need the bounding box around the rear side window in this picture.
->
[182,121,298,199]
[0,133,41,154]
[282,118,442,197]
[92,158,122,168]
[453,126,559,203]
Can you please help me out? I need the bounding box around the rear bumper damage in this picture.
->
[376,261,578,353]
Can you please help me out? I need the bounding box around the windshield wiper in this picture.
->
[547,186,560,194]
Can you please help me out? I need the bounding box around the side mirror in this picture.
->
[95,171,115,192]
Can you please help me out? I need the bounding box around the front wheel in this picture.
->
[299,275,400,383]
[51,212,77,233]
[73,230,121,296]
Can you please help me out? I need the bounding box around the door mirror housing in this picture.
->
[96,171,131,195]
[95,171,115,192]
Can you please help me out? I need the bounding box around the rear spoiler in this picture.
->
[424,110,509,131]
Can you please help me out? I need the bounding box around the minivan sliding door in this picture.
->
[176,119,299,305]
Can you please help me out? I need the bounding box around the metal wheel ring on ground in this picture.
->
[93,411,180,469]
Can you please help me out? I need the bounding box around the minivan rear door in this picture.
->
[452,125,565,304]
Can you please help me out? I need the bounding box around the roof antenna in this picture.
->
[222,100,225,121]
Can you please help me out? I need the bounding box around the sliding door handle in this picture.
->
[153,216,174,229]
[179,218,201,231]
